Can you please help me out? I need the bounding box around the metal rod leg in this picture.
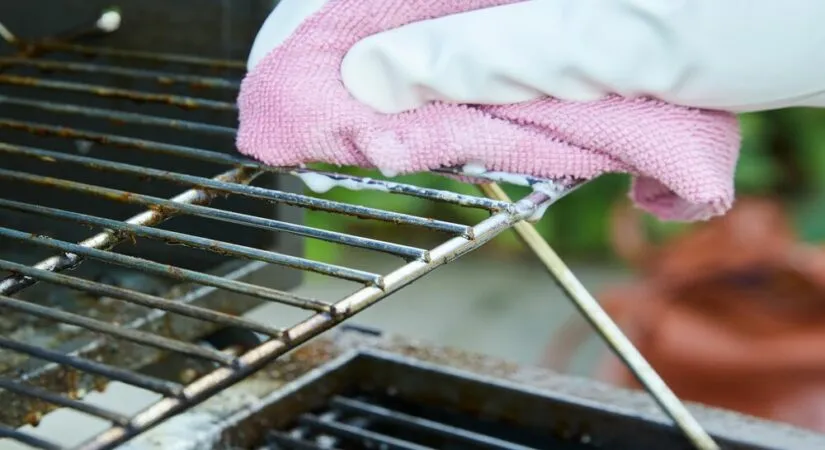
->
[479,183,719,450]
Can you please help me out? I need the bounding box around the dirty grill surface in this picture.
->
[263,393,588,450]
[0,35,556,450]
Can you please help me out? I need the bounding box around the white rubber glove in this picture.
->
[247,0,328,72]
[249,0,825,114]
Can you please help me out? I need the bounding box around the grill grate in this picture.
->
[0,22,567,450]
[263,394,586,450]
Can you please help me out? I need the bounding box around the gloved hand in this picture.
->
[249,0,825,114]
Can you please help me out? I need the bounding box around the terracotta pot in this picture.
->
[543,197,825,432]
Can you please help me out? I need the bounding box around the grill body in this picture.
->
[126,328,825,450]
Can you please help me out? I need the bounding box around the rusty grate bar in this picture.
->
[0,337,184,397]
[0,58,242,90]
[27,41,248,70]
[0,74,237,110]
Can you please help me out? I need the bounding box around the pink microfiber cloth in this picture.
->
[237,0,742,221]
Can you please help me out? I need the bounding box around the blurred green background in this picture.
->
[304,109,825,263]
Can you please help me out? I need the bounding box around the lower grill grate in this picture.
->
[264,394,592,450]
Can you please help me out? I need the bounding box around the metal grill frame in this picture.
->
[128,328,825,450]
[0,6,724,450]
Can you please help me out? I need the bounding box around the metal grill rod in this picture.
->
[0,226,334,312]
[0,95,236,135]
[0,58,241,89]
[0,294,237,366]
[0,259,284,337]
[29,42,247,70]
[299,414,429,450]
[75,191,550,450]
[0,119,511,211]
[0,167,254,296]
[0,424,61,450]
[0,169,427,260]
[0,141,472,234]
[0,198,385,284]
[0,75,236,111]
[0,336,182,397]
[0,378,130,426]
[331,397,535,450]
[478,183,718,450]
[283,169,510,210]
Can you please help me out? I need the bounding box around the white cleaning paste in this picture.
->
[462,162,532,187]
[526,179,573,222]
[463,162,574,222]
[295,171,389,194]
[293,164,573,222]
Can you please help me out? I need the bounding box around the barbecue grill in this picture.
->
[102,328,825,450]
[0,3,794,450]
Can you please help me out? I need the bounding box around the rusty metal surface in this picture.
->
[0,260,268,429]
[123,328,825,450]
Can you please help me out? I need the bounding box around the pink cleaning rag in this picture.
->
[237,0,741,221]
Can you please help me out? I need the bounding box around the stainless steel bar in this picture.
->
[0,337,183,397]
[29,42,247,70]
[0,198,386,284]
[478,183,718,450]
[0,173,427,261]
[299,415,429,450]
[0,226,335,311]
[0,167,256,297]
[331,397,534,450]
[0,259,284,337]
[0,75,236,111]
[0,58,241,89]
[0,120,510,212]
[0,196,426,262]
[434,167,584,194]
[76,191,550,450]
[0,119,509,211]
[0,378,130,426]
[0,96,235,135]
[0,424,62,450]
[287,168,511,211]
[0,295,237,366]
[0,165,471,236]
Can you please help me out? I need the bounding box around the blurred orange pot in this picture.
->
[544,197,825,431]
